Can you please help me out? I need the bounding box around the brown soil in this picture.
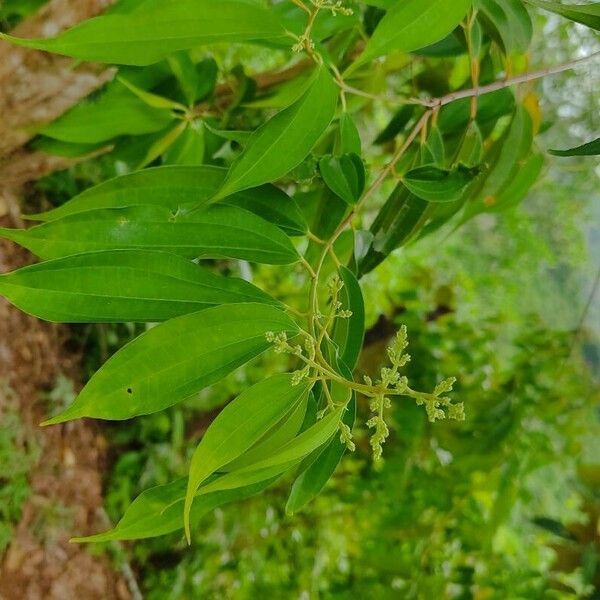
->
[0,214,132,600]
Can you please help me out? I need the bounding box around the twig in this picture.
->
[425,51,600,108]
[335,51,600,111]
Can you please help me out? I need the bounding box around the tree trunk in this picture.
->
[0,0,116,214]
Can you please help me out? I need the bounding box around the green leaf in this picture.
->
[491,152,544,211]
[438,88,515,133]
[213,66,338,200]
[226,188,308,238]
[525,0,600,30]
[26,164,307,237]
[319,153,366,205]
[461,105,533,219]
[338,113,362,155]
[223,392,309,472]
[26,165,223,222]
[73,477,277,542]
[117,76,187,111]
[184,375,311,539]
[42,303,298,424]
[138,121,187,168]
[421,125,446,167]
[404,165,478,202]
[200,407,344,490]
[3,204,299,265]
[475,0,533,53]
[181,406,342,541]
[353,0,472,67]
[456,121,484,168]
[332,267,365,371]
[40,77,174,144]
[203,123,253,144]
[286,396,355,515]
[549,137,600,157]
[162,123,205,166]
[0,250,277,323]
[358,185,429,277]
[0,1,287,65]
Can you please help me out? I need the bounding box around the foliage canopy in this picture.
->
[0,0,598,556]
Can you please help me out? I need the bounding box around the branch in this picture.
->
[426,51,600,108]
[337,52,600,110]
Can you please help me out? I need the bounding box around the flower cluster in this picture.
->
[363,326,464,461]
[292,0,353,53]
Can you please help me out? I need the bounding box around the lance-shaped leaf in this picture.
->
[287,395,356,515]
[183,407,342,541]
[198,407,343,491]
[319,154,366,205]
[0,250,277,323]
[525,0,600,30]
[42,303,298,425]
[337,113,362,155]
[226,188,307,237]
[352,0,472,68]
[456,121,484,168]
[461,105,533,220]
[26,165,307,237]
[80,392,308,542]
[184,375,311,538]
[549,137,600,157]
[332,267,365,371]
[213,66,338,200]
[223,393,309,472]
[475,0,533,53]
[0,1,287,65]
[358,185,429,277]
[438,88,515,133]
[184,406,344,540]
[73,477,278,542]
[420,126,446,167]
[1,205,299,265]
[403,165,478,203]
[26,165,225,222]
[41,77,174,144]
[490,152,544,212]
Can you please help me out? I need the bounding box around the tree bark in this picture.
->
[0,0,115,213]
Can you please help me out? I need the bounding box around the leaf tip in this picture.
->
[69,536,85,544]
[40,410,76,427]
[21,212,44,221]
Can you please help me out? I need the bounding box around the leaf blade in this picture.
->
[0,1,287,65]
[2,204,299,266]
[214,66,338,199]
[42,303,298,424]
[549,137,600,157]
[0,250,277,323]
[355,0,472,67]
[184,374,311,540]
